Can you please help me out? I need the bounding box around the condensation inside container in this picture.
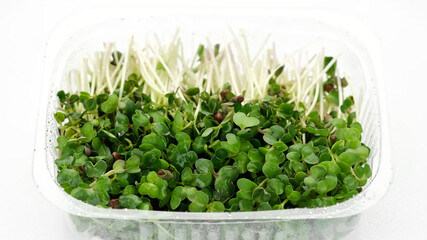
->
[65,213,361,240]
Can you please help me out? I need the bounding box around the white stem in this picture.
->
[119,37,133,101]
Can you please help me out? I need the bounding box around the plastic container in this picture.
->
[33,7,392,240]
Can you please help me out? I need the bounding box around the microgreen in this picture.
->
[53,36,372,212]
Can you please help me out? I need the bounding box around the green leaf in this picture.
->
[252,187,271,203]
[55,156,74,168]
[189,202,206,212]
[94,176,111,193]
[304,176,317,188]
[170,186,183,210]
[221,133,241,155]
[195,158,214,173]
[56,136,68,150]
[81,122,97,142]
[138,182,159,198]
[188,191,209,204]
[267,178,284,195]
[201,128,213,137]
[172,111,184,134]
[316,175,337,195]
[218,165,239,180]
[152,122,169,136]
[182,167,197,186]
[233,112,260,130]
[113,160,125,173]
[196,173,213,188]
[207,201,225,212]
[278,103,294,117]
[303,154,319,165]
[351,122,363,133]
[119,194,142,209]
[262,162,281,178]
[85,160,107,178]
[332,118,346,128]
[186,87,200,96]
[263,125,285,145]
[338,151,358,172]
[54,112,66,124]
[236,152,250,174]
[320,161,341,176]
[265,150,285,164]
[239,199,253,211]
[344,128,360,141]
[176,132,192,153]
[310,165,327,180]
[92,137,111,157]
[155,179,169,200]
[115,112,129,133]
[126,155,141,173]
[286,152,300,162]
[197,44,205,57]
[324,56,337,77]
[237,178,257,192]
[263,134,277,145]
[132,110,149,129]
[257,202,272,211]
[140,133,167,151]
[70,187,100,206]
[73,152,88,167]
[57,169,80,188]
[288,191,301,205]
[343,175,358,191]
[100,94,118,114]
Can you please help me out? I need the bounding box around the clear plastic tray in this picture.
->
[33,7,392,240]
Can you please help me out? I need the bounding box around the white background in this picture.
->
[1,0,426,239]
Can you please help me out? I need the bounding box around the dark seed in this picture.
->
[220,89,230,101]
[157,169,174,181]
[84,147,91,156]
[109,199,120,208]
[81,165,85,172]
[232,95,244,103]
[214,112,224,122]
[325,83,334,92]
[112,152,121,161]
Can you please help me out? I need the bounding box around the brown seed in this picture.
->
[84,147,91,156]
[157,169,165,176]
[232,95,244,103]
[325,83,334,92]
[81,165,85,172]
[157,169,174,181]
[214,112,224,122]
[220,89,230,101]
[109,199,120,209]
[112,152,121,161]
